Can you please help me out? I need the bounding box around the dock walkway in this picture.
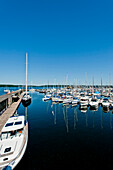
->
[0,93,23,134]
[0,90,21,103]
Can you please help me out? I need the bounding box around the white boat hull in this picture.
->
[0,123,28,170]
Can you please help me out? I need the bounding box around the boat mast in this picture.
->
[26,52,28,95]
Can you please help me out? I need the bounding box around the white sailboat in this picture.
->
[22,53,31,107]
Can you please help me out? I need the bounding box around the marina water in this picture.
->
[1,88,113,169]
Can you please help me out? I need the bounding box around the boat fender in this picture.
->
[3,166,12,170]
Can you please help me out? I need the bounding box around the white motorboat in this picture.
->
[0,115,28,169]
[79,96,89,107]
[51,96,59,102]
[42,96,50,101]
[102,98,110,108]
[63,98,72,105]
[29,88,35,92]
[89,98,99,108]
[52,96,63,103]
[42,93,52,101]
[72,97,79,105]
[4,90,10,94]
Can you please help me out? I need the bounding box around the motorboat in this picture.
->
[89,98,99,108]
[63,97,72,105]
[4,90,10,94]
[42,93,52,101]
[79,96,89,108]
[102,98,110,108]
[12,94,19,102]
[52,96,63,103]
[29,88,35,92]
[72,97,79,105]
[42,96,50,101]
[51,96,59,102]
[0,115,28,169]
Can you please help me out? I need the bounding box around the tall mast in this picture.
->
[66,72,68,88]
[85,72,87,89]
[26,52,28,95]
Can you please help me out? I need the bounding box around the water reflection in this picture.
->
[101,109,103,129]
[25,107,28,122]
[93,111,95,128]
[89,107,98,112]
[63,105,69,133]
[110,111,112,129]
[16,91,113,169]
[74,108,78,130]
[51,103,57,125]
[44,98,113,133]
[86,111,88,127]
[102,107,109,113]
[79,105,88,113]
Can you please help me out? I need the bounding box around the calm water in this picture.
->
[1,88,113,169]
[16,92,113,170]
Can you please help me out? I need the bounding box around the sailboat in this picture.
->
[22,53,31,107]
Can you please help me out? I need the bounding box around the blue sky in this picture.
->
[0,0,113,85]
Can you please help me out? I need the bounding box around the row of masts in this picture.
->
[40,76,112,89]
[15,54,113,88]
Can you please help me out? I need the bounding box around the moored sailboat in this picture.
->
[22,53,31,107]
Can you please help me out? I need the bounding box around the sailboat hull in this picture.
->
[22,98,31,107]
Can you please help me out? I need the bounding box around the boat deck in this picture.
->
[0,123,28,169]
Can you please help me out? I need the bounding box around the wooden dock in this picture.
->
[0,90,22,103]
[0,93,23,134]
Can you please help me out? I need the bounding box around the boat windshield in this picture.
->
[5,122,14,127]
[103,98,108,101]
[103,100,108,103]
[81,99,88,101]
[91,99,97,102]
[14,121,22,125]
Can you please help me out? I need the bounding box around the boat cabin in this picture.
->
[0,116,25,140]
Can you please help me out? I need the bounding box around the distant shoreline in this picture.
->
[0,84,113,88]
